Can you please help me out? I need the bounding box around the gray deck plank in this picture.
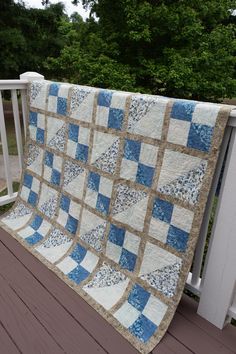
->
[177,295,236,353]
[1,227,236,354]
[0,273,65,354]
[0,321,20,354]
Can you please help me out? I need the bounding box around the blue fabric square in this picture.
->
[108,108,124,130]
[44,151,54,167]
[152,198,173,223]
[70,244,87,263]
[129,314,157,343]
[108,224,125,246]
[29,111,37,126]
[23,174,33,188]
[51,169,61,185]
[31,215,43,230]
[60,195,70,212]
[171,101,196,122]
[68,123,79,142]
[68,265,90,284]
[66,215,78,234]
[96,193,110,215]
[75,143,88,162]
[124,139,141,162]
[98,90,112,107]
[167,225,189,252]
[57,97,67,116]
[36,128,44,144]
[136,163,155,187]
[187,123,213,152]
[49,83,59,96]
[26,232,43,245]
[28,191,37,206]
[88,172,100,192]
[128,284,150,311]
[119,249,137,271]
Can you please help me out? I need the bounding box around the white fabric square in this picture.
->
[96,106,109,127]
[68,201,81,219]
[58,84,70,98]
[120,159,138,181]
[167,119,190,146]
[70,87,96,122]
[20,186,30,201]
[58,209,69,226]
[43,166,52,181]
[57,257,78,274]
[171,205,194,233]
[53,155,63,171]
[29,126,37,141]
[48,96,58,113]
[99,176,113,197]
[37,114,45,129]
[106,241,122,263]
[38,220,51,235]
[110,92,128,109]
[30,82,48,110]
[192,103,220,127]
[80,251,99,272]
[123,231,140,255]
[18,226,35,239]
[31,178,40,193]
[78,126,90,145]
[139,143,158,167]
[149,217,169,243]
[142,295,167,326]
[67,140,77,158]
[85,189,98,209]
[114,301,140,328]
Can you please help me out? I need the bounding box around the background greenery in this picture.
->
[1,0,236,101]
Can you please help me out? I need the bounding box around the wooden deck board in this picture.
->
[0,321,20,354]
[0,227,235,354]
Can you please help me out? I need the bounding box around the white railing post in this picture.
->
[197,127,236,328]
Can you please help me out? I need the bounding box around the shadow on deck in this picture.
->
[0,227,235,354]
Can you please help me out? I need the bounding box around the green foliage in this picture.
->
[0,0,236,101]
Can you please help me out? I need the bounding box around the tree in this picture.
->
[0,1,67,78]
[70,0,235,101]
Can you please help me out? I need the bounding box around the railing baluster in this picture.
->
[21,89,28,138]
[197,127,236,328]
[0,91,13,196]
[11,89,24,170]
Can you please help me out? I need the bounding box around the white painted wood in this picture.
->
[190,126,232,286]
[197,128,236,328]
[11,89,24,170]
[0,192,18,206]
[0,91,13,196]
[20,89,28,138]
[228,285,236,320]
[185,272,202,297]
[20,72,44,81]
[0,80,28,90]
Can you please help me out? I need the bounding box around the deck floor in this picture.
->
[0,227,235,354]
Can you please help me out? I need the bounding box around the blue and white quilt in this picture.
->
[0,80,231,353]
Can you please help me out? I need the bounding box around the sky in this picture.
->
[21,0,89,18]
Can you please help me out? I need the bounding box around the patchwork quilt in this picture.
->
[0,80,232,353]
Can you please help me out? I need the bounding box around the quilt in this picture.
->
[0,80,232,353]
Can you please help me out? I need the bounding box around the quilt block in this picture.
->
[0,79,231,354]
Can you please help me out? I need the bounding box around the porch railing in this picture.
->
[0,72,235,330]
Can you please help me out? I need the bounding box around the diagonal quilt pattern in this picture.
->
[0,80,231,354]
